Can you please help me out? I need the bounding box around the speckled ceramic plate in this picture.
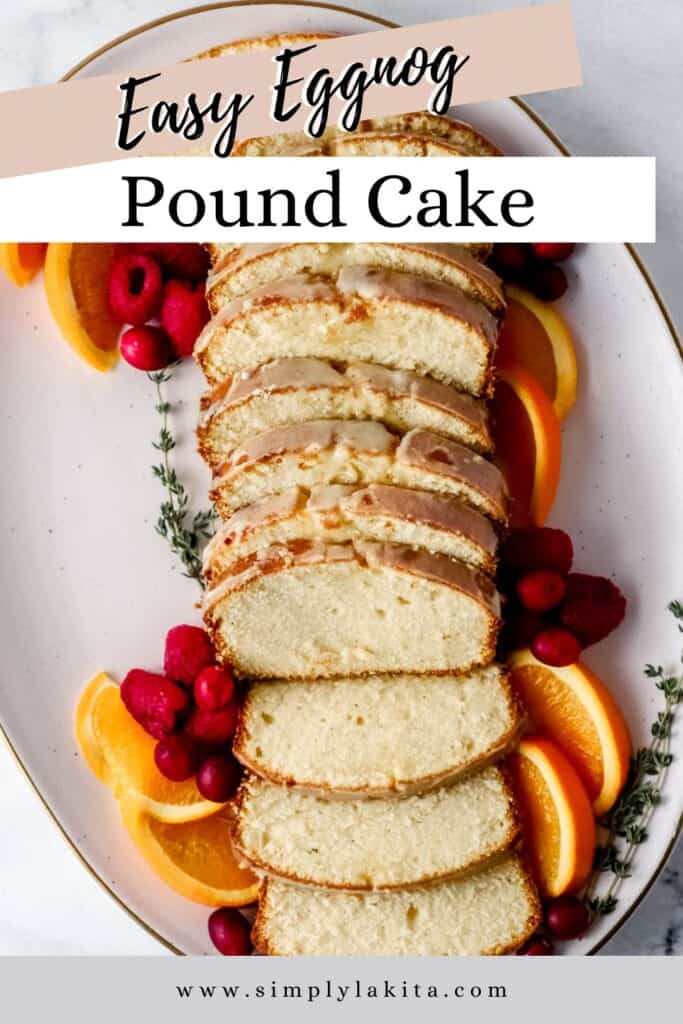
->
[0,1,681,956]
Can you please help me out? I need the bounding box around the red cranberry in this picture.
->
[502,528,574,575]
[208,907,252,955]
[154,734,199,781]
[194,665,235,711]
[120,669,190,739]
[108,251,163,324]
[517,570,566,612]
[532,243,575,262]
[196,753,242,803]
[164,625,215,686]
[492,243,530,278]
[504,607,546,650]
[532,627,581,667]
[545,896,591,940]
[528,263,568,302]
[120,325,172,371]
[160,279,209,359]
[184,702,239,748]
[517,935,554,955]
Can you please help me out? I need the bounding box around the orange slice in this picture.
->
[74,673,225,823]
[0,242,47,287]
[75,671,115,784]
[497,284,578,419]
[492,362,562,527]
[120,799,259,907]
[509,649,632,816]
[509,736,595,897]
[44,243,120,372]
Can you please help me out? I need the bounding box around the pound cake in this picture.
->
[198,266,500,394]
[205,242,505,317]
[203,540,501,678]
[209,421,508,522]
[198,357,493,464]
[234,766,519,890]
[254,855,540,955]
[234,110,501,157]
[233,666,523,795]
[203,483,499,585]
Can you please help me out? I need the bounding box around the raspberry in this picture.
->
[160,279,209,358]
[502,527,573,575]
[559,573,627,647]
[132,243,209,283]
[194,665,235,711]
[120,325,172,371]
[532,243,575,262]
[516,570,566,612]
[184,701,239,748]
[164,625,215,686]
[108,251,163,324]
[120,669,190,739]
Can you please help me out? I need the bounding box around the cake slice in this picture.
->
[203,539,501,678]
[233,666,523,795]
[209,421,508,523]
[254,855,541,955]
[198,265,500,393]
[204,242,505,317]
[233,111,501,157]
[198,358,492,465]
[203,483,498,585]
[194,37,500,159]
[234,766,519,890]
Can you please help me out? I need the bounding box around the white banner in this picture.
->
[0,156,655,242]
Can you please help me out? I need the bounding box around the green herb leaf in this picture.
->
[148,368,216,588]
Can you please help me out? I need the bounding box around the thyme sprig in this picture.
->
[148,367,216,589]
[584,600,683,917]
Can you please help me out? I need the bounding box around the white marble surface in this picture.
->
[0,0,681,957]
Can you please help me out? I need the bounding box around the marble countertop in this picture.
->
[0,0,681,957]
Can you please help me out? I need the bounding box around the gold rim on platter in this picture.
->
[1,0,680,958]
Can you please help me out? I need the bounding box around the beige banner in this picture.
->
[0,2,581,177]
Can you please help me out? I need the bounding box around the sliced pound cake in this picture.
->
[205,242,504,317]
[233,111,500,157]
[198,267,500,393]
[209,421,508,523]
[203,539,501,678]
[234,666,523,794]
[198,358,492,464]
[254,855,541,955]
[203,483,498,585]
[234,766,519,890]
